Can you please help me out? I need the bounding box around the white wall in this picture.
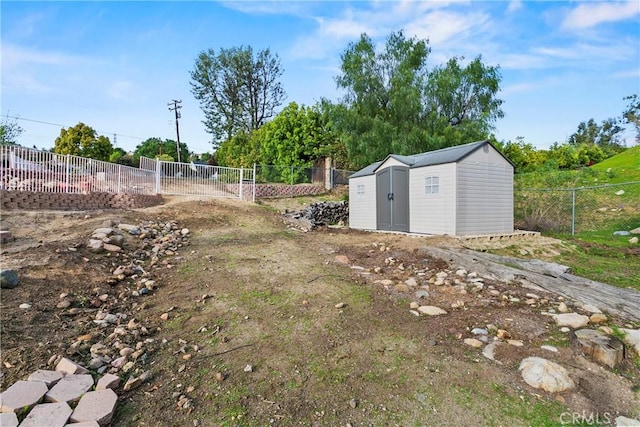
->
[409,163,457,234]
[456,145,514,235]
[378,158,407,169]
[348,175,377,230]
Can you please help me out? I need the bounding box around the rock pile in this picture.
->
[1,217,190,425]
[0,358,118,426]
[284,201,349,231]
[335,241,640,422]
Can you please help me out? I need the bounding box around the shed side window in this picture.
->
[424,176,439,194]
[357,184,365,195]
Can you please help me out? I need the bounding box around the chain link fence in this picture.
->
[514,181,640,235]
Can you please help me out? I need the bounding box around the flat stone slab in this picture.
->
[45,374,94,404]
[65,421,100,427]
[19,402,72,427]
[55,357,89,375]
[96,373,120,390]
[70,389,117,426]
[0,380,48,413]
[0,412,19,427]
[28,369,64,387]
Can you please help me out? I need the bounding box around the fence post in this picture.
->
[155,159,161,194]
[571,188,576,236]
[330,167,334,190]
[239,168,244,200]
[117,164,122,194]
[65,154,70,193]
[252,163,256,203]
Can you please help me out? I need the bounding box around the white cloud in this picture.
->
[8,11,47,39]
[107,81,134,100]
[562,1,640,30]
[497,53,548,70]
[0,73,53,94]
[404,10,491,46]
[501,82,536,95]
[1,43,89,67]
[316,13,372,40]
[506,0,522,14]
[0,43,105,95]
[288,2,492,61]
[533,40,632,63]
[612,68,640,79]
[219,1,313,17]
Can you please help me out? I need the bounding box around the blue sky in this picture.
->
[2,1,639,156]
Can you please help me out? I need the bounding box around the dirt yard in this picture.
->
[1,195,639,426]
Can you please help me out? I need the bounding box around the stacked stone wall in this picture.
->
[0,190,163,211]
[255,183,326,198]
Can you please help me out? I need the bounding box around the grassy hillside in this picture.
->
[515,145,640,188]
[512,145,639,289]
[591,144,640,181]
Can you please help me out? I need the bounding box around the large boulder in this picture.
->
[518,357,574,393]
[0,269,19,289]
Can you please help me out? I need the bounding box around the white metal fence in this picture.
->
[139,157,255,201]
[1,146,155,194]
[0,146,255,201]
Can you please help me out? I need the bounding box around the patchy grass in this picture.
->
[547,230,640,291]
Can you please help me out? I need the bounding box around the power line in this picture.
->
[3,114,147,141]
[3,113,214,154]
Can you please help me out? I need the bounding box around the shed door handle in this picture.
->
[387,193,394,201]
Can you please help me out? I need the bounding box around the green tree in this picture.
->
[215,102,342,182]
[424,56,504,147]
[334,31,429,168]
[333,30,504,169]
[0,116,24,146]
[191,46,286,147]
[133,137,189,165]
[109,147,135,167]
[214,131,261,168]
[622,94,639,144]
[258,102,338,182]
[109,147,127,163]
[53,122,113,161]
[499,137,546,172]
[548,143,579,169]
[568,118,625,156]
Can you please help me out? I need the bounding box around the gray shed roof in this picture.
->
[348,161,383,179]
[349,140,512,179]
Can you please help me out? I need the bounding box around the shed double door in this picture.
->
[376,166,409,232]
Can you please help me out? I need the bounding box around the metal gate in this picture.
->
[140,157,255,201]
[376,166,409,232]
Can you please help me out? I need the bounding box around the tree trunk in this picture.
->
[419,247,640,322]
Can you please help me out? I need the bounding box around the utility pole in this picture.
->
[167,99,182,162]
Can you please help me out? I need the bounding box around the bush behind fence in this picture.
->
[515,182,640,235]
[254,164,354,187]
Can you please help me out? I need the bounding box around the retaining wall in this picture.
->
[255,183,326,198]
[0,190,163,211]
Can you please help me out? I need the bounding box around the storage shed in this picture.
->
[348,140,514,236]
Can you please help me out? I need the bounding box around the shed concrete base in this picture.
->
[456,230,540,242]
